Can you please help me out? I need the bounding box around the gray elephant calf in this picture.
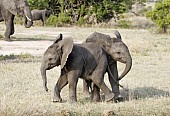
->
[83,30,132,102]
[41,34,116,103]
[25,9,50,26]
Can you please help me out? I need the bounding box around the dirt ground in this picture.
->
[0,24,88,56]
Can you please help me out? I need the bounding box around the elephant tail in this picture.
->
[107,66,124,89]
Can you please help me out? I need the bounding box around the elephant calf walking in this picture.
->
[41,34,115,103]
[25,9,50,26]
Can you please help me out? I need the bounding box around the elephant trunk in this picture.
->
[24,6,33,28]
[40,63,48,92]
[118,56,132,81]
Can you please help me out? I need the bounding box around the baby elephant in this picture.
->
[25,9,50,26]
[40,34,115,103]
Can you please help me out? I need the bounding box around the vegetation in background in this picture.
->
[0,53,37,61]
[27,0,49,10]
[28,0,130,26]
[146,0,170,33]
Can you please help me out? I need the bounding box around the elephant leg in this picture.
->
[67,71,79,103]
[83,80,90,95]
[108,61,124,102]
[92,78,114,102]
[91,69,114,102]
[2,11,14,41]
[91,56,114,102]
[91,83,100,102]
[41,19,44,26]
[10,15,15,35]
[53,74,68,102]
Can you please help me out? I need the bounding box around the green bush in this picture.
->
[58,12,72,24]
[117,20,131,28]
[28,0,49,10]
[46,15,58,27]
[77,17,86,26]
[146,0,170,33]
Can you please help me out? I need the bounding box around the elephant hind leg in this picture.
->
[91,84,101,102]
[92,78,114,102]
[53,74,68,102]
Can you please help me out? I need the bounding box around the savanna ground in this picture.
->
[0,22,170,116]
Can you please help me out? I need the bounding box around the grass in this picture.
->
[0,26,170,115]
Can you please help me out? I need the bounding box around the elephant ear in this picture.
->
[60,38,73,69]
[53,33,63,44]
[2,0,18,15]
[113,30,122,42]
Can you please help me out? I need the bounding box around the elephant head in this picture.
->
[40,34,73,91]
[45,9,51,18]
[86,30,132,81]
[2,0,33,28]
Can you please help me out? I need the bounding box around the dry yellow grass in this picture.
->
[0,24,170,115]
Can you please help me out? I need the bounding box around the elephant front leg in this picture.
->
[53,74,68,102]
[68,72,79,103]
[3,11,15,41]
[109,62,124,102]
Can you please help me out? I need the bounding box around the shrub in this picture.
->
[117,20,131,28]
[146,0,170,33]
[46,15,58,27]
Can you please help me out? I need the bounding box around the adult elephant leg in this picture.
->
[67,71,79,103]
[53,74,68,102]
[108,60,124,102]
[2,11,14,41]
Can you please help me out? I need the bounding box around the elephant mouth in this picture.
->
[116,58,126,64]
[47,63,57,70]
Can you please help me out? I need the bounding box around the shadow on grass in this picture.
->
[121,87,170,101]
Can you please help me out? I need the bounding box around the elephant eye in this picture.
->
[117,52,120,54]
[49,58,52,61]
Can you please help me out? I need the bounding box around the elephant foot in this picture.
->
[92,95,100,102]
[91,91,100,102]
[114,94,124,103]
[4,37,11,42]
[105,93,114,102]
[53,97,62,103]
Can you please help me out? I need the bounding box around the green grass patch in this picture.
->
[0,53,41,62]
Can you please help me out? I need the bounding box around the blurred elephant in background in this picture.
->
[83,30,132,102]
[40,34,117,103]
[25,9,51,26]
[0,0,33,41]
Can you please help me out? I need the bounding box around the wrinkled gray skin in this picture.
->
[83,30,132,102]
[25,9,50,26]
[0,0,33,41]
[41,34,115,103]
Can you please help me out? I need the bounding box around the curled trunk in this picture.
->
[24,5,33,28]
